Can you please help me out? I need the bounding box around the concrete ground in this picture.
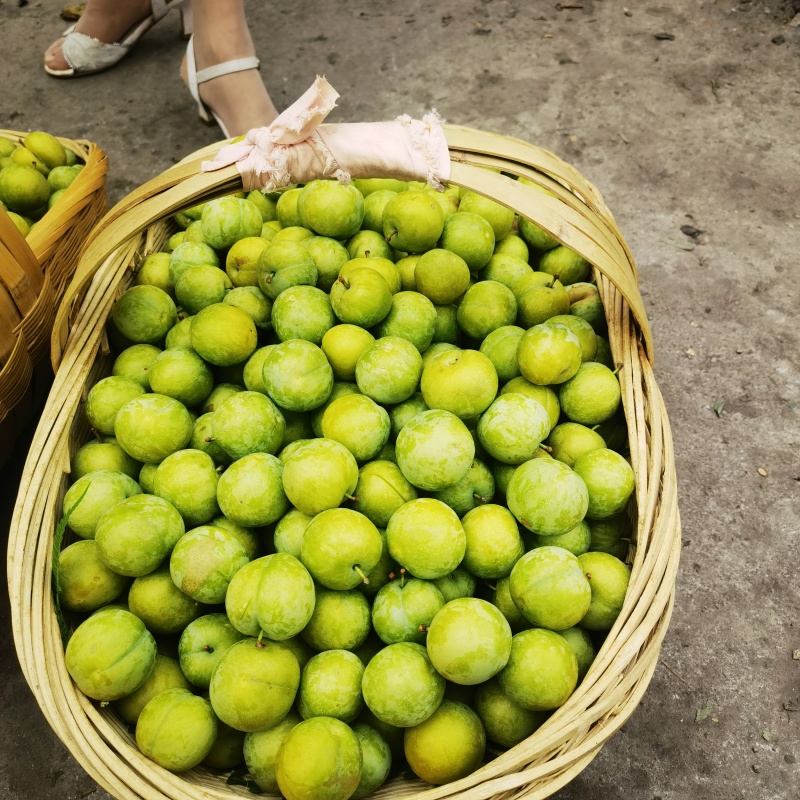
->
[2,0,800,798]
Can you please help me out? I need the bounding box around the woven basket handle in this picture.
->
[53,125,652,367]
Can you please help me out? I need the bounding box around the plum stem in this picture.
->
[338,275,351,290]
[364,250,371,257]
[265,273,274,284]
[256,631,264,648]
[353,565,370,585]
[91,428,103,442]
[203,644,215,653]
[204,437,215,442]
[473,493,489,504]
[539,443,553,453]
[385,230,396,244]
[345,494,360,503]
[418,624,428,633]
[399,567,406,589]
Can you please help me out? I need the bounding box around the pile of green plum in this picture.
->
[59,175,634,800]
[0,131,85,237]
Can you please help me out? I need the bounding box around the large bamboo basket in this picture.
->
[0,130,108,464]
[8,126,681,800]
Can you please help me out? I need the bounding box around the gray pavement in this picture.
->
[2,1,800,799]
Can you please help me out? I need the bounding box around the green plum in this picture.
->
[224,285,273,329]
[432,458,495,516]
[388,392,428,439]
[244,712,301,792]
[297,180,364,238]
[128,564,203,635]
[481,252,533,290]
[351,723,392,800]
[538,245,591,285]
[491,576,530,632]
[178,613,246,688]
[175,265,232,314]
[441,211,495,271]
[461,504,524,578]
[85,376,146,435]
[547,422,606,467]
[376,291,437,352]
[209,638,300,732]
[559,362,621,424]
[371,578,445,644]
[383,190,444,253]
[65,607,156,700]
[112,285,177,344]
[414,249,471,304]
[479,325,524,382]
[500,377,561,429]
[200,196,262,249]
[111,343,163,391]
[320,324,375,382]
[459,190,515,240]
[154,449,219,526]
[70,437,141,481]
[320,393,390,461]
[301,588,371,651]
[271,285,334,344]
[477,393,551,465]
[302,236,350,292]
[498,628,578,711]
[190,302,258,366]
[213,391,285,459]
[362,642,445,727]
[457,280,517,340]
[273,508,313,557]
[493,233,529,262]
[527,520,592,556]
[346,228,395,261]
[348,460,417,528]
[115,654,191,724]
[474,678,546,748]
[148,346,214,407]
[420,348,498,419]
[573,448,635,519]
[257,240,318,300]
[355,335,423,404]
[509,547,592,630]
[386,498,466,579]
[63,469,142,539]
[262,339,333,412]
[57,540,130,612]
[577,551,631,631]
[217,452,288,526]
[297,650,365,722]
[330,268,392,327]
[556,626,596,681]
[225,236,270,286]
[433,568,476,603]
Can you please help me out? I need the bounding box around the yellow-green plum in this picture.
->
[414,249,471,304]
[357,708,405,760]
[395,410,475,491]
[361,188,398,232]
[112,285,177,344]
[588,514,632,557]
[547,314,597,361]
[477,393,551,465]
[556,626,596,681]
[85,376,146,435]
[388,393,428,439]
[217,452,289,526]
[331,268,392,327]
[244,712,301,792]
[275,187,303,227]
[213,391,285,459]
[547,422,606,468]
[128,565,203,635]
[246,190,277,222]
[297,649,365,722]
[457,280,517,341]
[242,345,275,394]
[178,613,246,688]
[148,346,214,407]
[395,254,419,291]
[559,362,621,425]
[168,242,219,284]
[383,190,444,253]
[301,588,371,652]
[459,191,515,240]
[404,699,485,784]
[340,254,400,291]
[362,641,445,727]
[311,381,361,437]
[433,568,476,603]
[114,394,193,464]
[136,689,217,771]
[481,252,533,290]
[527,520,592,557]
[70,437,141,481]
[58,540,130,612]
[577,551,631,631]
[65,607,156,700]
[190,302,258,366]
[262,339,333,412]
[202,382,243,414]
[320,393,390,462]
[351,723,392,800]
[175,265,232,315]
[506,457,588,536]
[209,516,259,559]
[115,654,191,724]
[479,325,524,383]
[509,547,591,630]
[170,525,249,604]
[276,716,362,800]
[432,458,495,517]
[420,349,498,419]
[461,504,524,579]
[190,413,231,466]
[474,678,546,748]
[371,578,446,644]
[94,493,184,577]
[358,530,399,600]
[432,303,460,343]
[539,245,591,286]
[280,438,358,515]
[514,274,570,329]
[320,324,375,382]
[494,233,529,262]
[500,377,561,430]
[491,576,530,633]
[273,508,313,558]
[241,554,315,641]
[302,236,350,292]
[498,628,578,711]
[138,462,158,494]
[165,316,193,349]
[257,240,318,300]
[225,236,270,286]
[355,336,423,404]
[111,344,163,391]
[200,196,262,250]
[134,253,174,297]
[154,449,219,527]
[518,215,560,253]
[573,448,635,519]
[297,180,364,239]
[568,282,607,332]
[426,598,512,685]
[301,508,383,590]
[386,498,466,579]
[517,322,581,387]
[272,225,314,244]
[441,212,495,271]
[63,469,142,539]
[209,638,300,732]
[224,285,273,330]
[376,291,437,352]
[272,285,335,343]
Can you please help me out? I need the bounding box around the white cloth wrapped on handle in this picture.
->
[201,76,451,192]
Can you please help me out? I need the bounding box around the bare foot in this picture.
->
[181,32,279,137]
[44,0,152,72]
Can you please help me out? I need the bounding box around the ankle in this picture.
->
[191,27,255,68]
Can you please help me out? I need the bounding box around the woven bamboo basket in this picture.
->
[0,130,108,464]
[8,125,680,800]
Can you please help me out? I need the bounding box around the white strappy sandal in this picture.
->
[184,34,260,140]
[44,0,191,78]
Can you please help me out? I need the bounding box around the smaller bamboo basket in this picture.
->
[0,130,108,465]
[9,126,680,800]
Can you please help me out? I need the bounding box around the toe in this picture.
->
[44,38,70,71]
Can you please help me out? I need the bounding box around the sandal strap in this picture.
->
[61,31,130,74]
[151,0,184,22]
[196,57,261,85]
